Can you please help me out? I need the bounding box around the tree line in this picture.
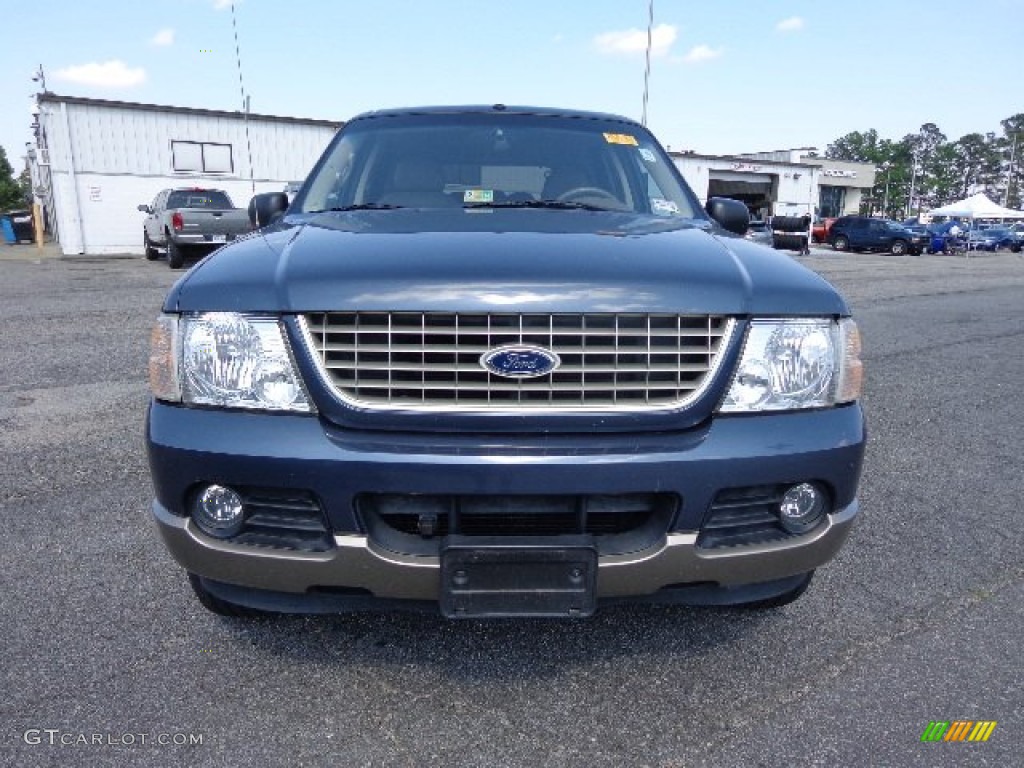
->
[0,145,31,211]
[824,113,1024,218]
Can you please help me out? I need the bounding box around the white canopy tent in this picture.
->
[927,193,1024,220]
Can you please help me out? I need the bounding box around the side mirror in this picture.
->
[248,192,289,228]
[137,204,151,214]
[705,197,749,235]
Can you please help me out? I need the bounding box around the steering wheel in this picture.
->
[556,187,622,205]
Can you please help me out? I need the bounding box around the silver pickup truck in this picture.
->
[138,188,252,269]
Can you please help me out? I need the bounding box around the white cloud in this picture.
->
[150,28,175,46]
[54,60,146,88]
[776,17,805,32]
[213,0,239,9]
[594,23,678,57]
[682,45,723,64]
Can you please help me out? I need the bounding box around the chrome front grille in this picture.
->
[300,312,734,411]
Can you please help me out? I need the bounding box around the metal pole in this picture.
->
[231,3,255,195]
[641,0,654,126]
[883,168,890,217]
[1006,132,1018,208]
[907,162,917,218]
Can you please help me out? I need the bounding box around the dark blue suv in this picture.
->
[147,106,866,618]
[827,215,928,255]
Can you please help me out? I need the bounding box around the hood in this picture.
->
[168,209,848,316]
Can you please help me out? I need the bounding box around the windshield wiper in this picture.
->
[309,203,404,212]
[463,199,614,212]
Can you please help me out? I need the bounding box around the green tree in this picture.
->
[17,168,31,203]
[998,113,1024,208]
[951,133,1001,200]
[928,143,962,206]
[0,145,26,210]
[825,129,884,163]
[906,123,947,213]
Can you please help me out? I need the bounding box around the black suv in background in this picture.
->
[827,216,928,255]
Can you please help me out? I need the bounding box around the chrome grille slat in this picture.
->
[301,312,734,412]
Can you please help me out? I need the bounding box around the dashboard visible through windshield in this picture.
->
[298,112,702,219]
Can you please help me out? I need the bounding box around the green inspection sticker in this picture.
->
[464,189,495,203]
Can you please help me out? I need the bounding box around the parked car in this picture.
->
[811,217,836,244]
[1008,223,1024,252]
[743,219,773,246]
[147,105,866,619]
[900,224,939,252]
[976,226,1017,250]
[826,216,928,255]
[137,188,253,269]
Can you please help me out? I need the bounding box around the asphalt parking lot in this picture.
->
[1,244,1022,767]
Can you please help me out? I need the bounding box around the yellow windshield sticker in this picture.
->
[604,133,638,146]
[464,189,494,203]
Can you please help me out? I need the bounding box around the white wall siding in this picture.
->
[57,101,335,181]
[33,96,339,254]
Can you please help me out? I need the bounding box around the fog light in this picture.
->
[193,485,246,538]
[778,483,825,533]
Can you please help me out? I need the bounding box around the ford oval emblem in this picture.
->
[480,346,561,378]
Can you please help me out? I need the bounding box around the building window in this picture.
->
[171,140,234,174]
[818,185,847,218]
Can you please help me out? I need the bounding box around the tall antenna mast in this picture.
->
[230,3,255,195]
[641,0,654,126]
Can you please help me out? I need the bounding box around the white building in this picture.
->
[672,152,818,221]
[28,93,340,255]
[673,149,876,221]
[735,148,876,219]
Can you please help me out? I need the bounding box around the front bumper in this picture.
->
[148,401,865,606]
[156,499,857,603]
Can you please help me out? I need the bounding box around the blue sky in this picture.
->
[2,0,1021,169]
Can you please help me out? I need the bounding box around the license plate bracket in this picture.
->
[440,535,597,619]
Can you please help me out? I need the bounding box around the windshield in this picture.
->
[167,190,233,209]
[297,111,703,219]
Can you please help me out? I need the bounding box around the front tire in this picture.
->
[891,239,908,255]
[167,238,186,269]
[143,232,159,260]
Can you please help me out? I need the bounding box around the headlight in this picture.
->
[149,312,313,412]
[719,318,862,412]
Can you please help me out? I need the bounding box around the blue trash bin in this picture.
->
[1,216,16,244]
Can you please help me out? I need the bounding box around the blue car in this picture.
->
[976,226,1018,250]
[146,106,866,618]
